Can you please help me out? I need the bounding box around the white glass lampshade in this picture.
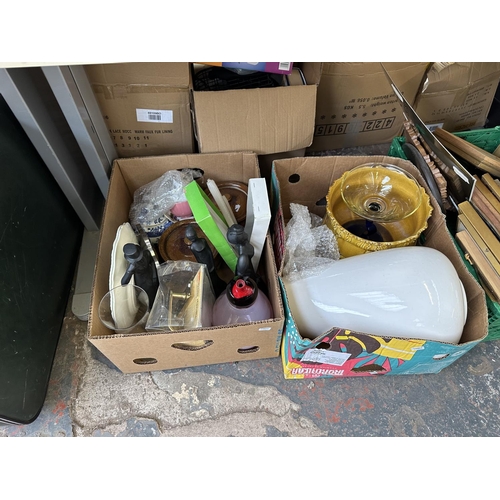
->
[282,246,468,344]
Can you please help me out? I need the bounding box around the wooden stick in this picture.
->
[481,173,500,203]
[434,127,500,177]
[456,230,500,302]
[470,187,500,239]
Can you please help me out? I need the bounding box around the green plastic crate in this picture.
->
[453,126,500,154]
[388,129,500,341]
[389,126,500,159]
[388,136,407,160]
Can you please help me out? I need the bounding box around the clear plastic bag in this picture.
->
[282,203,340,282]
[129,169,201,241]
[145,260,214,331]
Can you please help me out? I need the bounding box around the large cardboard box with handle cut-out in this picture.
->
[88,152,284,373]
[270,155,488,379]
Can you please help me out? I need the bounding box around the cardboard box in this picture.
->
[414,62,500,132]
[84,63,195,158]
[192,63,321,155]
[308,62,430,152]
[88,152,284,374]
[258,148,306,184]
[270,155,488,379]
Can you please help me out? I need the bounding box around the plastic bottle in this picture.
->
[212,276,273,326]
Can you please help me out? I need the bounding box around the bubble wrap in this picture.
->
[282,203,340,282]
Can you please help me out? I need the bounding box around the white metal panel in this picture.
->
[42,65,117,197]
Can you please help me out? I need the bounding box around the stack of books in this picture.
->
[456,173,500,302]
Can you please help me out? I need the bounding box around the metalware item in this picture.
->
[158,219,218,264]
[381,63,476,207]
[402,142,445,213]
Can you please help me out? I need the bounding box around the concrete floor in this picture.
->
[1,276,500,437]
[2,144,500,437]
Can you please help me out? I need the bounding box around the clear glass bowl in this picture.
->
[340,163,422,223]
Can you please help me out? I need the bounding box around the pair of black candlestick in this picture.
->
[119,222,266,306]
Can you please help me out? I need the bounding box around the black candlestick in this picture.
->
[226,223,267,296]
[121,243,159,307]
[185,224,226,298]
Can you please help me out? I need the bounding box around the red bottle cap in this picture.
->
[231,278,254,299]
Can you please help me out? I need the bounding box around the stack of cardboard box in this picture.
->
[84,61,495,377]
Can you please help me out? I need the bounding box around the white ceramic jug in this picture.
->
[282,246,468,343]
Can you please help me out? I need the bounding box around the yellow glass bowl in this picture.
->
[324,168,433,258]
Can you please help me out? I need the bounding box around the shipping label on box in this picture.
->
[308,62,430,152]
[85,63,195,158]
[414,62,500,132]
[270,155,488,379]
[100,92,194,157]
